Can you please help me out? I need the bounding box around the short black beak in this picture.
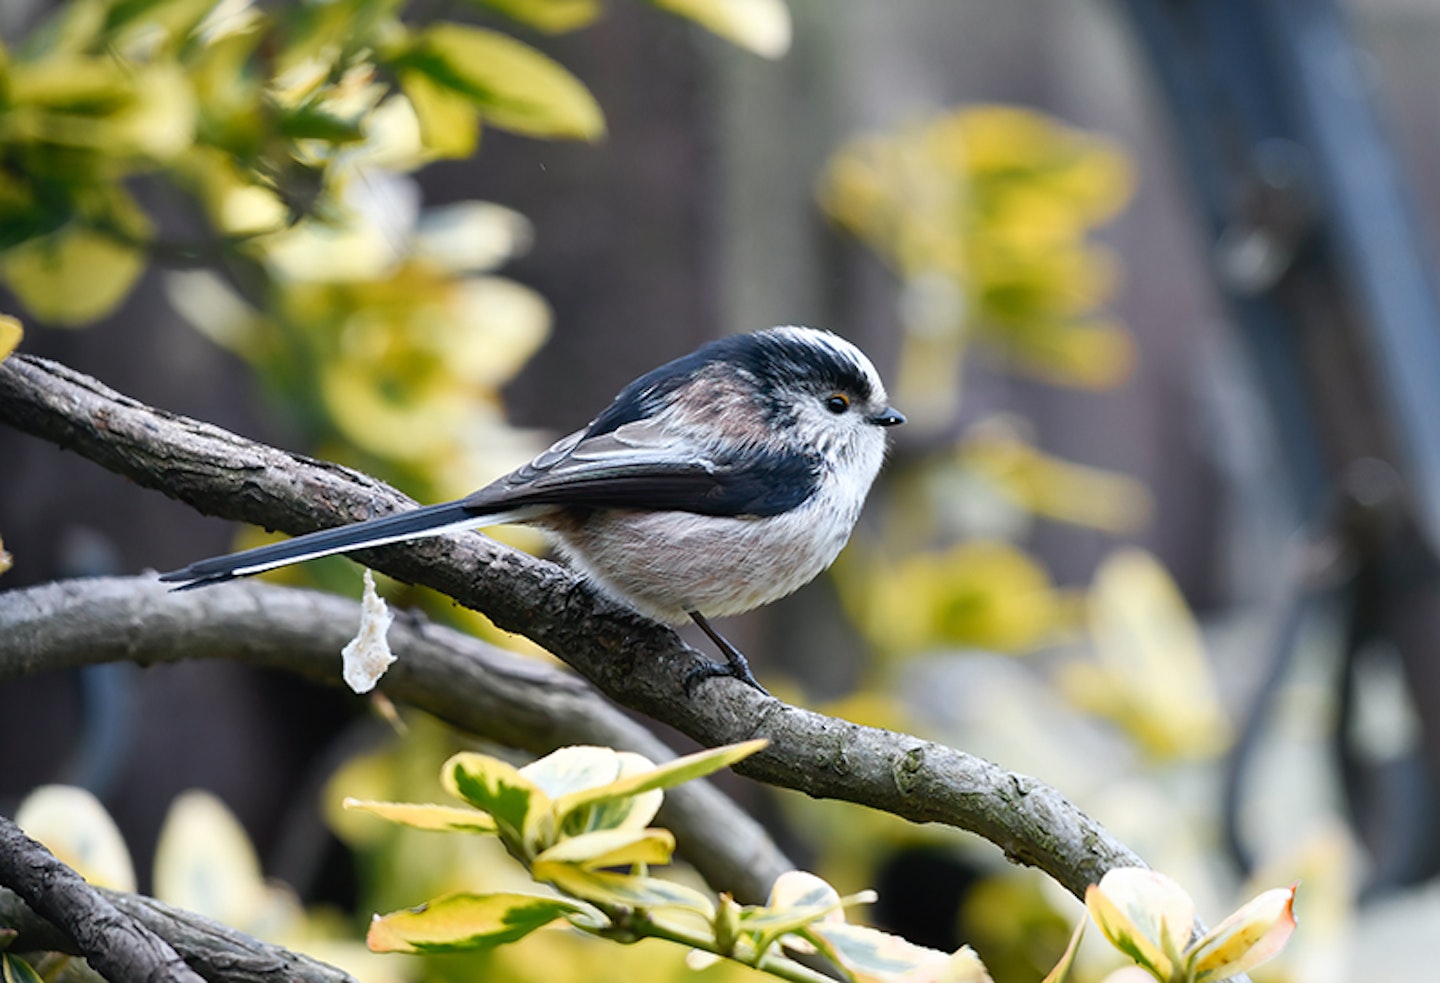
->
[869,406,906,427]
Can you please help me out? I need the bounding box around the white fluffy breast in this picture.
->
[546,431,886,624]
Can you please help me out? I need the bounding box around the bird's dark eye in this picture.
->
[824,394,850,414]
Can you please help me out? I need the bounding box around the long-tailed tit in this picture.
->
[162,326,905,692]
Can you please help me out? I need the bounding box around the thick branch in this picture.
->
[0,886,355,983]
[0,576,790,905]
[0,353,1147,901]
[0,816,205,983]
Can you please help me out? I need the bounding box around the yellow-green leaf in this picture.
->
[1191,885,1297,983]
[523,747,663,834]
[742,871,852,949]
[552,739,767,818]
[1085,869,1191,980]
[342,798,498,834]
[441,751,548,844]
[1080,550,1231,759]
[15,786,135,892]
[366,892,586,953]
[533,827,675,870]
[1,225,145,326]
[0,315,21,359]
[395,23,604,140]
[153,791,267,927]
[960,424,1152,533]
[467,0,602,32]
[521,745,636,799]
[7,58,195,159]
[2,953,44,983]
[531,865,716,915]
[1039,918,1085,983]
[642,0,792,58]
[415,202,533,274]
[809,923,991,983]
[399,69,480,159]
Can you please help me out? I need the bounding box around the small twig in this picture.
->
[0,816,205,983]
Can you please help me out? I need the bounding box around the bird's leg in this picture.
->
[686,611,770,696]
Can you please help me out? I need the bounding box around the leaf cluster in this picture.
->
[347,742,993,983]
[0,0,787,326]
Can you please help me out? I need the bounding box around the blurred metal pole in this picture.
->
[1117,0,1440,889]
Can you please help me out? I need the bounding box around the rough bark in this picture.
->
[0,817,207,983]
[0,885,357,983]
[0,352,1147,902]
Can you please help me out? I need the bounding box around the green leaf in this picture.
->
[367,892,588,953]
[441,751,548,845]
[18,0,107,58]
[0,221,146,322]
[399,69,481,158]
[391,23,604,141]
[552,739,767,819]
[153,790,266,927]
[560,786,663,837]
[2,953,44,983]
[741,871,846,952]
[1084,870,1186,980]
[0,316,21,361]
[533,828,675,870]
[342,798,499,834]
[104,0,218,42]
[1040,917,1085,983]
[532,865,716,915]
[464,0,602,33]
[640,0,792,58]
[809,923,991,983]
[14,785,136,891]
[278,104,367,143]
[522,745,632,799]
[524,747,663,836]
[1190,885,1297,983]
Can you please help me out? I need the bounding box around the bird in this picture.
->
[161,326,905,693]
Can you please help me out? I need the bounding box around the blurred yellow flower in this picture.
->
[16,786,136,892]
[820,105,1136,415]
[840,540,1071,656]
[960,421,1152,533]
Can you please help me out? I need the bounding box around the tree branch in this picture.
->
[0,352,1148,902]
[0,576,791,905]
[0,816,206,983]
[0,885,356,983]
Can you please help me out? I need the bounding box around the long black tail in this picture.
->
[160,501,483,590]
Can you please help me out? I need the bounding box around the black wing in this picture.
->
[463,419,822,518]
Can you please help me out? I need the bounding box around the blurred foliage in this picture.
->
[822,107,1149,669]
[811,104,1333,983]
[0,0,794,638]
[0,3,1334,982]
[0,0,788,500]
[820,105,1135,423]
[16,784,400,981]
[0,313,17,577]
[345,737,996,983]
